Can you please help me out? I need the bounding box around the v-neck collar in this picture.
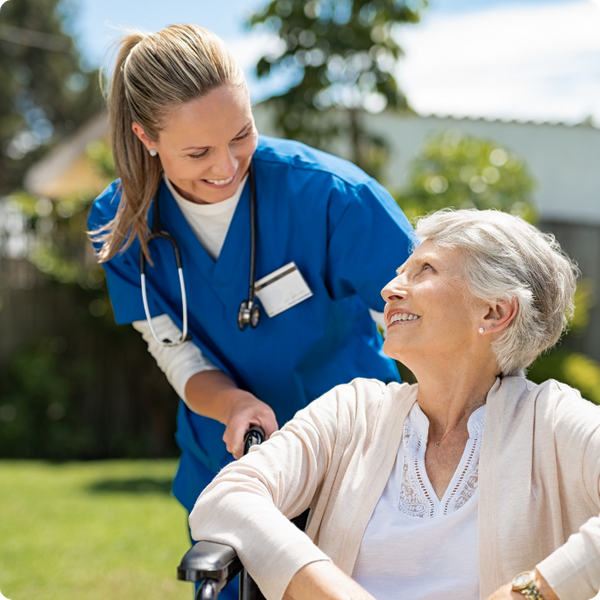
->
[156,178,251,293]
[402,403,486,513]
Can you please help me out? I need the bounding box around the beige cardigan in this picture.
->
[189,377,600,600]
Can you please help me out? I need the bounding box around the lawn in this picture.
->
[0,460,193,600]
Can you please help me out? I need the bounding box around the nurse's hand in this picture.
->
[223,393,279,459]
[184,370,279,459]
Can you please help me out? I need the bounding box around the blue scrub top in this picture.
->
[88,135,414,512]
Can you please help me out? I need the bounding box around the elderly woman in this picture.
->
[189,209,600,600]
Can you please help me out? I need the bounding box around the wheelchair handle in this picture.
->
[243,426,265,455]
[179,424,298,600]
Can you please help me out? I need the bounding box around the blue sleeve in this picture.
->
[88,181,158,325]
[325,179,415,311]
[102,250,155,325]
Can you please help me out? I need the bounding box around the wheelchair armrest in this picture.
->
[177,540,243,585]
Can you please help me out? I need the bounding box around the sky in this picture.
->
[8,0,600,124]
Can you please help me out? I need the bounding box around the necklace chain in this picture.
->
[432,400,485,448]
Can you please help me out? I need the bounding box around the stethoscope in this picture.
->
[139,163,260,347]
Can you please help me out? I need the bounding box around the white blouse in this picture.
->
[352,403,486,599]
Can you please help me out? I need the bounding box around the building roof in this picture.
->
[24,113,109,199]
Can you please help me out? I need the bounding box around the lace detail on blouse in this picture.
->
[397,404,485,519]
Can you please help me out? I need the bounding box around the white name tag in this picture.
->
[255,262,313,318]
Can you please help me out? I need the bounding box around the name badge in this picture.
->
[255,262,313,318]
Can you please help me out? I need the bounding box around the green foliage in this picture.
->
[527,277,599,405]
[528,349,600,405]
[249,0,427,176]
[569,278,595,336]
[0,0,103,192]
[0,338,96,458]
[396,129,538,223]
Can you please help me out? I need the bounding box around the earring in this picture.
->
[149,149,157,157]
[478,328,484,334]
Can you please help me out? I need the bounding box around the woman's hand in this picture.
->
[487,570,558,600]
[487,584,526,600]
[283,561,376,600]
[184,370,279,458]
[222,391,279,458]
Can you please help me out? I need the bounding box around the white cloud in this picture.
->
[394,1,600,123]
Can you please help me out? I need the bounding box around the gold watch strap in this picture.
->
[512,572,544,600]
[520,587,544,600]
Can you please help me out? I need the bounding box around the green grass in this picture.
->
[0,460,194,600]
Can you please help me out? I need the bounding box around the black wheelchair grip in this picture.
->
[177,540,242,584]
[243,426,265,455]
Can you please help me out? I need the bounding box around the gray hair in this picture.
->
[414,209,579,376]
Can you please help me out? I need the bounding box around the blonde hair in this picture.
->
[414,209,579,376]
[91,24,246,262]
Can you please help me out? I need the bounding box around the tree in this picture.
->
[0,0,102,193]
[248,0,426,176]
[396,128,538,223]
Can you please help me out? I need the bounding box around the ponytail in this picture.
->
[90,25,246,262]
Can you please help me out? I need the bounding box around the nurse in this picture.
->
[88,21,413,578]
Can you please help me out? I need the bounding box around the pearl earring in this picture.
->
[478,328,484,334]
[149,149,157,157]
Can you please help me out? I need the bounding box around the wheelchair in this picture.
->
[177,428,309,600]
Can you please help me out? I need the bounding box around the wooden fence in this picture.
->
[0,255,179,458]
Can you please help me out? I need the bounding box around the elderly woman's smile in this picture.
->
[387,310,420,324]
[382,239,487,372]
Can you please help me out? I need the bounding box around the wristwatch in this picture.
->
[512,571,544,599]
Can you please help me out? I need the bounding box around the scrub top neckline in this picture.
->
[153,174,252,301]
[164,174,248,261]
[164,174,248,216]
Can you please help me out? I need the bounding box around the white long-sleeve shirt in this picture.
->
[132,314,218,402]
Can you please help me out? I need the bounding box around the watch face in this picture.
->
[513,572,534,590]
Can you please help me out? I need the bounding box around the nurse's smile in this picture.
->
[203,175,235,188]
[132,84,258,205]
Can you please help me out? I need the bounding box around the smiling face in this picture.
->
[133,85,258,205]
[382,240,486,370]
